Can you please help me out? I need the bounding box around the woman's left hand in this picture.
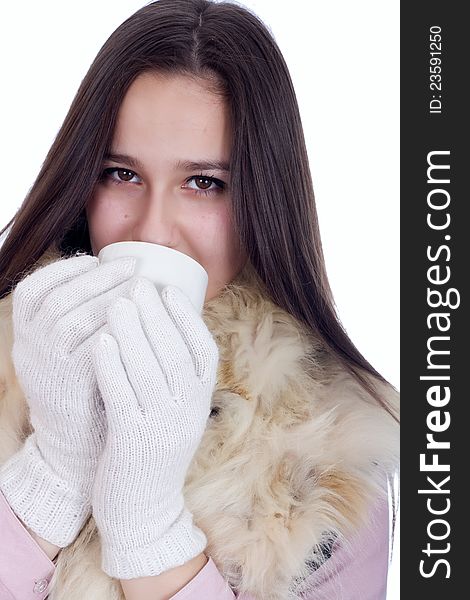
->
[90,276,219,580]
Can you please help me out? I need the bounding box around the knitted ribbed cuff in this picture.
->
[100,506,208,580]
[0,435,91,547]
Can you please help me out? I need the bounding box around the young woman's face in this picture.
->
[86,71,247,302]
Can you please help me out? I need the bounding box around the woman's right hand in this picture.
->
[0,252,137,548]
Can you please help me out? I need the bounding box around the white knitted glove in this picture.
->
[0,253,137,547]
[90,276,219,579]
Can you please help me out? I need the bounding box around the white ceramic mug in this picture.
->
[97,241,208,314]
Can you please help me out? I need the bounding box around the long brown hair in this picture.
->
[0,0,398,421]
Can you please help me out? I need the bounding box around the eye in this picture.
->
[184,174,226,196]
[100,167,141,185]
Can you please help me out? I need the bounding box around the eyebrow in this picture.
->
[104,152,231,173]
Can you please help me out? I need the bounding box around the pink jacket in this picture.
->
[0,489,391,600]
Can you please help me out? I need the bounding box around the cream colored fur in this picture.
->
[0,249,399,600]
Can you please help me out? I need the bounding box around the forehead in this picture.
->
[112,72,231,160]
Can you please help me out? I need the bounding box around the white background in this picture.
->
[0,1,399,597]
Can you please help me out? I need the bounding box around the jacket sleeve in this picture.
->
[0,482,244,600]
[298,494,391,600]
[0,481,243,600]
[168,556,246,599]
[0,489,55,600]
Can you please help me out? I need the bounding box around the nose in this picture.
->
[131,191,179,248]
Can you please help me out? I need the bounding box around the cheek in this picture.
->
[86,191,136,253]
[193,205,240,258]
[193,205,246,287]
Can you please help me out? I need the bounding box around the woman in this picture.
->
[0,1,399,599]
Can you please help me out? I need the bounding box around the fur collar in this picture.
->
[0,249,399,600]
